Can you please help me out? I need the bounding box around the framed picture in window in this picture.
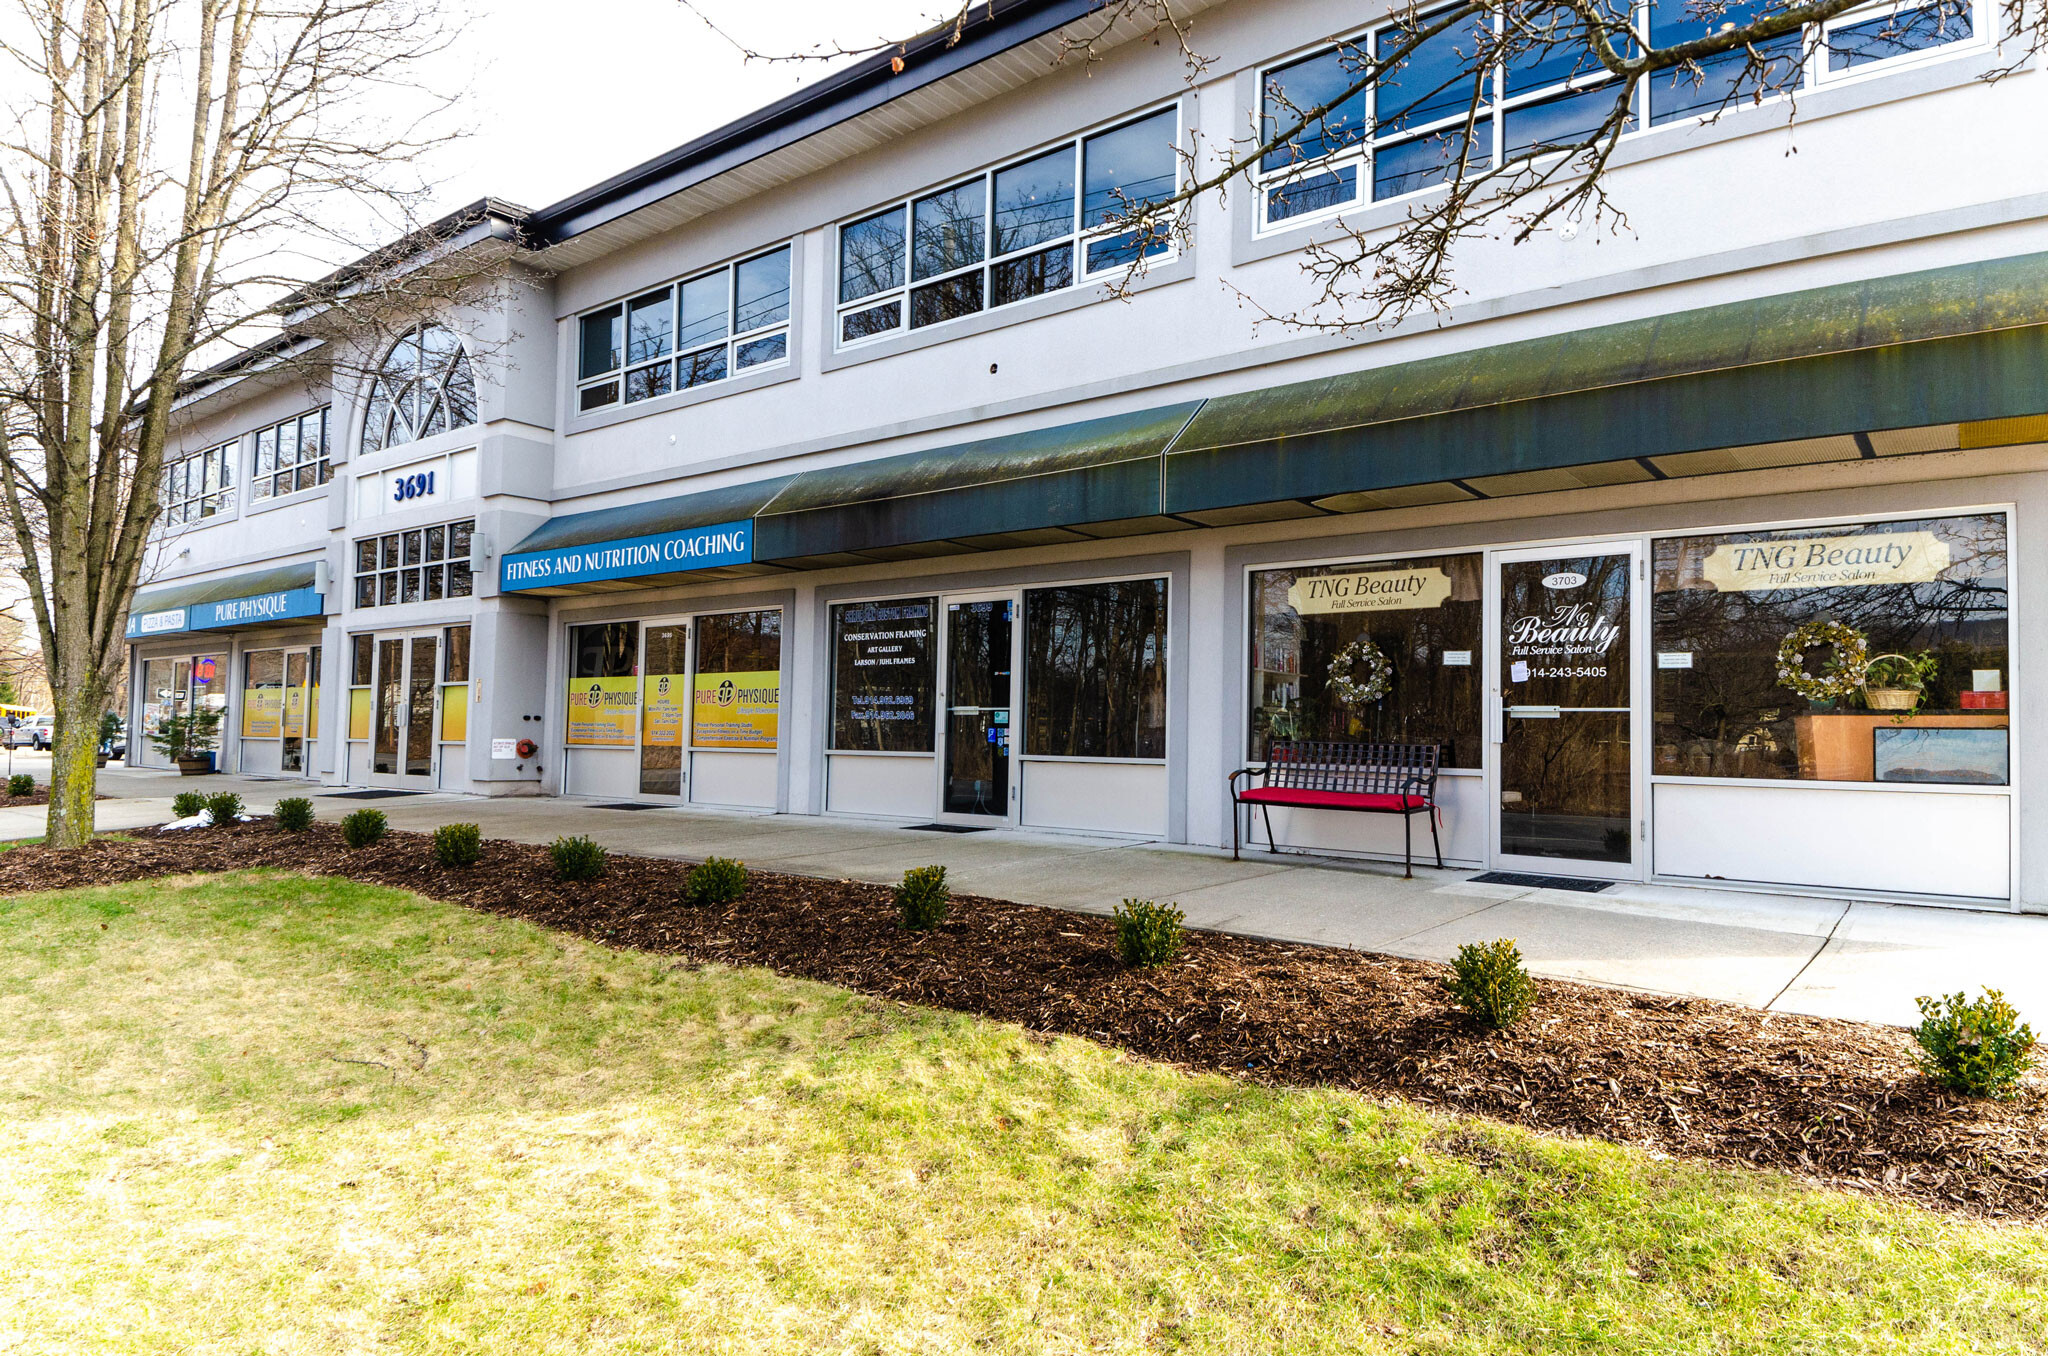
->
[1872,726,2009,786]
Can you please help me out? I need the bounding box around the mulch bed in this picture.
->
[0,792,51,808]
[4,821,2043,1220]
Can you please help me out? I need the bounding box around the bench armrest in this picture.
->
[1228,766,1264,797]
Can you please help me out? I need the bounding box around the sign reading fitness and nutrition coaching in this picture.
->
[500,520,752,590]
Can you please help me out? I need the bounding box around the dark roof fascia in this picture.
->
[523,0,1103,246]
[280,197,531,313]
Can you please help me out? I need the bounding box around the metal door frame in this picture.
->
[933,589,1023,826]
[1486,539,1647,882]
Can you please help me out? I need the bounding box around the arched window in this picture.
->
[360,323,478,454]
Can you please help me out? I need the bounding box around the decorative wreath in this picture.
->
[1327,636,1394,708]
[1774,620,1868,704]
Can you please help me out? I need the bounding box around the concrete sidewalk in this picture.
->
[23,763,2048,1029]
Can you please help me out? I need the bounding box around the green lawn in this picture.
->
[1,871,2043,1353]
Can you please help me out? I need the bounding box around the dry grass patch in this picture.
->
[0,870,2043,1354]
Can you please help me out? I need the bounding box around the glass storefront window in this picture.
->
[1248,553,1483,767]
[565,622,639,748]
[1652,512,2010,784]
[1024,579,1168,759]
[242,649,285,738]
[831,598,936,752]
[692,610,781,750]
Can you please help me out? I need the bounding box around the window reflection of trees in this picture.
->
[1652,514,2008,780]
[1248,554,1483,766]
[1024,580,1167,760]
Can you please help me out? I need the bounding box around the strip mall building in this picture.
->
[133,0,2046,910]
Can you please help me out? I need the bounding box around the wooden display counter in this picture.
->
[1793,712,2008,782]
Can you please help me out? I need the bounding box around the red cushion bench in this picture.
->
[1228,739,1443,876]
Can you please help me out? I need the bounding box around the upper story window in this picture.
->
[1255,0,1979,231]
[576,245,793,414]
[361,323,478,454]
[252,408,331,502]
[353,517,474,608]
[835,105,1182,348]
[161,441,235,527]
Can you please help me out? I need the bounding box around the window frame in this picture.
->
[160,440,237,527]
[250,406,332,503]
[350,517,476,611]
[1648,502,2014,793]
[1250,0,1987,236]
[1020,573,1173,763]
[573,242,795,415]
[832,102,1186,351]
[360,323,479,455]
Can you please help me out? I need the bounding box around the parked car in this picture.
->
[3,715,52,750]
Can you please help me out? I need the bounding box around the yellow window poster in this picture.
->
[692,670,779,749]
[348,688,371,740]
[567,675,639,747]
[282,684,306,738]
[241,687,283,738]
[441,684,468,742]
[309,680,320,740]
[644,672,689,747]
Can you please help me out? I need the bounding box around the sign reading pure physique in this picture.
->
[241,686,283,738]
[501,520,753,590]
[1286,567,1452,615]
[692,671,779,749]
[564,676,639,747]
[1700,532,1951,592]
[125,585,323,638]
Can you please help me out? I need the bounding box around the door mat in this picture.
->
[1469,871,1613,893]
[320,789,421,800]
[594,802,661,811]
[901,823,991,833]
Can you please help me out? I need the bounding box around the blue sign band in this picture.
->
[500,519,753,591]
[125,586,325,638]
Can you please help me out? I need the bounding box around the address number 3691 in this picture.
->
[392,470,436,503]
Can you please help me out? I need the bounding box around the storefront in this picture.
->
[821,571,1172,833]
[126,563,327,774]
[341,625,472,789]
[557,606,784,807]
[1238,505,2013,902]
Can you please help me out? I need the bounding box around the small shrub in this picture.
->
[1914,990,2036,1100]
[686,856,748,906]
[172,791,206,819]
[433,822,482,868]
[1443,937,1537,1030]
[203,791,244,824]
[896,864,950,931]
[273,797,314,832]
[1112,898,1186,968]
[550,834,607,882]
[6,774,33,798]
[340,808,388,849]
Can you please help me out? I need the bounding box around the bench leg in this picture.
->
[1403,810,1413,879]
[1232,797,1240,861]
[1261,803,1277,855]
[1430,806,1443,870]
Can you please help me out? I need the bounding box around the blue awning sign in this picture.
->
[124,585,325,638]
[500,519,752,590]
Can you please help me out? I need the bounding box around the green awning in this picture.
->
[130,562,318,613]
[505,476,792,556]
[1164,251,2048,514]
[754,402,1199,561]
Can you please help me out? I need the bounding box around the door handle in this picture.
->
[1506,705,1563,719]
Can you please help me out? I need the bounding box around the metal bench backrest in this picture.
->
[1264,739,1441,797]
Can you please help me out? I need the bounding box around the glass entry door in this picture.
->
[371,633,441,785]
[1493,546,1640,878]
[939,595,1017,820]
[640,623,690,797]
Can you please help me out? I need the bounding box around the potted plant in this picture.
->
[95,711,120,768]
[1862,651,1939,713]
[147,704,224,774]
